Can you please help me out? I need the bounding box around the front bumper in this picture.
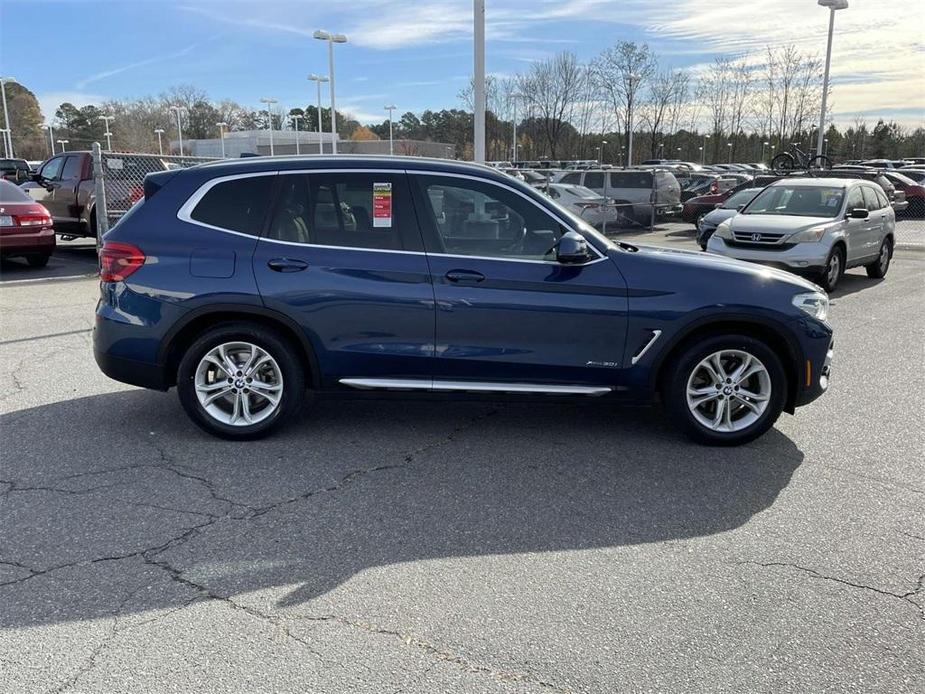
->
[706,236,828,272]
[795,335,834,407]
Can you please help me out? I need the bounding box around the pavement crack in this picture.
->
[297,613,568,691]
[737,561,924,618]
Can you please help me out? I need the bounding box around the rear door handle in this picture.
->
[267,258,309,273]
[445,269,486,283]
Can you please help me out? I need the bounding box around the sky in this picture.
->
[1,0,923,130]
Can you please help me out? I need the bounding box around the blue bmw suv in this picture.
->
[94,156,834,445]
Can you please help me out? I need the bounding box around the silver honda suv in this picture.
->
[707,178,895,291]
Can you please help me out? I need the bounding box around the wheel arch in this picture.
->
[158,304,321,390]
[652,316,802,414]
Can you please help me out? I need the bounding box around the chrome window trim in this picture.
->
[339,378,612,396]
[176,167,607,266]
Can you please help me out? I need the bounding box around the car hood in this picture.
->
[701,208,737,226]
[621,243,822,293]
[729,214,837,234]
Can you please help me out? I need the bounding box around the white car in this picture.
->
[707,178,895,292]
[547,183,618,227]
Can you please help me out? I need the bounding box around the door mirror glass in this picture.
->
[556,231,590,264]
[848,207,869,219]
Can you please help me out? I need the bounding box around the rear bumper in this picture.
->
[0,227,56,255]
[94,346,169,390]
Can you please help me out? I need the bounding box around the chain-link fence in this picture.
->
[92,142,217,241]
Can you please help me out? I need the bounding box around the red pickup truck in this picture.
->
[20,151,167,238]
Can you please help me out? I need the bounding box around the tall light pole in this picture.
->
[170,105,186,155]
[510,93,524,163]
[473,0,486,163]
[658,142,664,159]
[626,73,641,168]
[154,128,165,155]
[99,115,115,151]
[45,124,55,157]
[308,74,329,154]
[0,77,16,157]
[290,114,303,155]
[260,98,278,156]
[384,105,396,155]
[816,0,848,157]
[601,139,608,164]
[313,30,347,155]
[727,141,733,163]
[702,134,710,164]
[57,139,68,153]
[761,140,770,163]
[215,121,228,158]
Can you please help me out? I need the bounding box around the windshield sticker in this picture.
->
[373,182,392,228]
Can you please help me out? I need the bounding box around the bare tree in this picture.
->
[516,51,586,159]
[641,68,689,158]
[591,42,655,162]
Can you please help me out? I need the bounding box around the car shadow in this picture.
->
[0,389,804,628]
[829,269,883,299]
[0,239,98,283]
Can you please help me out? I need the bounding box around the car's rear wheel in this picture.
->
[26,253,51,268]
[865,237,892,279]
[177,322,305,440]
[663,335,787,446]
[818,245,844,292]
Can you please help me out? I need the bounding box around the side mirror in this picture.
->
[31,172,44,183]
[556,231,590,264]
[848,207,869,219]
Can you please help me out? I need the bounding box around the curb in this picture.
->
[895,243,925,254]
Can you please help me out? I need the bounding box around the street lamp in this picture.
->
[45,124,55,157]
[473,0,486,163]
[313,30,347,155]
[727,141,733,163]
[601,139,608,164]
[703,134,710,164]
[0,77,16,157]
[761,140,770,163]
[698,145,704,164]
[260,98,278,156]
[308,73,329,154]
[626,73,641,168]
[290,115,303,155]
[510,92,525,163]
[816,0,848,157]
[56,139,69,153]
[99,115,115,151]
[169,105,186,155]
[154,128,165,155]
[216,121,228,158]
[658,142,664,158]
[823,137,829,157]
[384,105,396,156]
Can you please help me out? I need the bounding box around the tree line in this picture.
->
[3,40,923,162]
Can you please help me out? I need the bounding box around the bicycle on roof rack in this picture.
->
[770,143,832,172]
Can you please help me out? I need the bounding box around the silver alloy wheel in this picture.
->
[827,252,841,287]
[878,242,890,273]
[686,349,771,433]
[194,341,283,427]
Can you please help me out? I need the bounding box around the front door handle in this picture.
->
[445,269,486,283]
[267,258,309,273]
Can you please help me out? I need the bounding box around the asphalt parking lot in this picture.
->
[1,229,923,692]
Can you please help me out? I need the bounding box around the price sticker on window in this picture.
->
[373,182,392,228]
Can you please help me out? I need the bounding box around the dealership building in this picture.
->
[174,130,455,159]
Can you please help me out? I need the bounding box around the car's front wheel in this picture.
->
[177,322,305,439]
[663,335,787,446]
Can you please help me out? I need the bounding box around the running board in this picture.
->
[338,378,612,396]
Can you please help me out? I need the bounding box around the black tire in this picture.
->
[808,155,832,170]
[662,334,787,446]
[817,245,845,292]
[770,153,794,171]
[865,237,892,279]
[176,322,305,440]
[26,253,51,268]
[695,210,708,229]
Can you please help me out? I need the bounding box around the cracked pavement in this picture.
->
[1,253,923,693]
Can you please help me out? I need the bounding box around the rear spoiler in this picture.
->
[143,169,182,200]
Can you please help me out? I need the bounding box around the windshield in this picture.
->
[722,188,761,209]
[743,185,845,218]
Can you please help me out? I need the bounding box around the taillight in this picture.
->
[13,213,53,227]
[99,241,145,282]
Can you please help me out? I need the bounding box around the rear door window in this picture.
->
[609,171,652,188]
[558,172,581,185]
[583,172,604,189]
[189,174,275,236]
[266,172,420,251]
[61,155,83,181]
